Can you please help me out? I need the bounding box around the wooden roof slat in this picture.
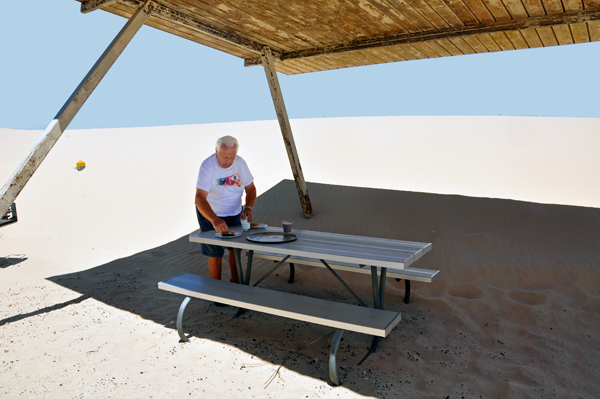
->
[461,34,491,52]
[520,27,545,48]
[368,46,406,63]
[402,0,453,29]
[448,36,477,54]
[562,0,584,11]
[338,51,376,68]
[381,43,414,60]
[480,0,512,21]
[383,44,415,61]
[570,22,590,43]
[502,0,529,19]
[396,46,422,61]
[385,0,437,30]
[304,53,342,72]
[396,43,429,59]
[280,58,314,74]
[585,0,600,7]
[461,0,496,24]
[589,20,600,40]
[408,41,443,58]
[443,0,482,26]
[420,0,466,28]
[351,0,412,35]
[553,24,576,45]
[284,1,369,41]
[536,26,560,46]
[278,58,311,74]
[363,0,423,33]
[269,1,355,45]
[540,0,565,14]
[520,0,546,16]
[475,32,504,51]
[343,47,384,66]
[423,39,454,56]
[294,54,337,73]
[326,1,392,39]
[505,30,530,49]
[489,32,516,50]
[436,38,466,55]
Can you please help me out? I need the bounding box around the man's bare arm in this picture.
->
[195,189,229,233]
[241,182,257,222]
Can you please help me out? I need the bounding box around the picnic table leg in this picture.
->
[329,329,344,386]
[288,263,295,284]
[371,266,381,309]
[395,278,411,303]
[233,249,245,285]
[177,296,192,342]
[358,266,385,365]
[245,250,254,285]
[379,268,387,309]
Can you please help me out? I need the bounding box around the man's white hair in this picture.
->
[216,136,239,152]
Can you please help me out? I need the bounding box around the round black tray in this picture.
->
[247,232,297,243]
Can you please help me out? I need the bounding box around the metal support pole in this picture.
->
[0,1,153,216]
[233,248,245,285]
[252,255,292,287]
[321,259,368,307]
[177,296,192,342]
[260,46,313,218]
[329,329,344,386]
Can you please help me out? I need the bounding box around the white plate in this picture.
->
[250,223,268,229]
[215,231,242,239]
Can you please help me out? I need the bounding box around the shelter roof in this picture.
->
[79,0,600,74]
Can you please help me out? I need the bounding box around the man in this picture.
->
[195,135,256,284]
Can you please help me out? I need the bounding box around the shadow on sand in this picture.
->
[46,180,600,390]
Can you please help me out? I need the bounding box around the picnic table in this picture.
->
[159,225,435,385]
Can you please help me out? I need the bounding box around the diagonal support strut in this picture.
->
[261,46,313,218]
[0,1,153,216]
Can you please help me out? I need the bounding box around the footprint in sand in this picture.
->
[446,284,484,299]
[508,290,547,306]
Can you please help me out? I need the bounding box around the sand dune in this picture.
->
[1,116,599,398]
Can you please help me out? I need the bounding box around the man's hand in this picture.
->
[241,208,253,223]
[212,218,230,234]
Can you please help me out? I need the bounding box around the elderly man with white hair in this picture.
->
[195,136,256,287]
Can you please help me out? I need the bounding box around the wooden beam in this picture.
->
[118,0,282,59]
[81,0,121,14]
[261,47,313,219]
[0,1,152,216]
[244,8,600,66]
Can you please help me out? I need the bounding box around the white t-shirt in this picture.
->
[196,153,254,217]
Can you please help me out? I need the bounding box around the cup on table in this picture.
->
[282,220,293,233]
[241,218,250,231]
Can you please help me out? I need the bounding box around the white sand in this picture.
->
[1,116,599,398]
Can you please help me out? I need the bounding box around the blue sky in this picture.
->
[2,0,600,130]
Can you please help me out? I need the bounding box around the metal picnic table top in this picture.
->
[189,226,432,271]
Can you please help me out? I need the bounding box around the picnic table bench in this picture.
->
[159,273,401,385]
[250,251,440,304]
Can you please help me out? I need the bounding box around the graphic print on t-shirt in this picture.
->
[216,172,243,187]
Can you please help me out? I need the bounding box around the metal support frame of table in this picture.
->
[190,225,431,363]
